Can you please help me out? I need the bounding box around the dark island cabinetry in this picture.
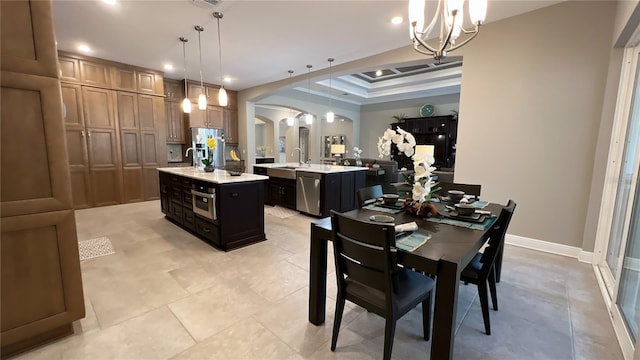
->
[159,170,266,251]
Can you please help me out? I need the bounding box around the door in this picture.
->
[595,43,640,359]
[116,91,144,203]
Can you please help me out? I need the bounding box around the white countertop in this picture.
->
[253,163,368,174]
[158,167,268,184]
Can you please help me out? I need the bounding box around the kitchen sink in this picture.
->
[267,166,297,180]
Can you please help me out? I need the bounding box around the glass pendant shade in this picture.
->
[469,0,487,24]
[305,113,313,125]
[326,111,334,123]
[286,117,294,126]
[198,93,207,110]
[408,0,425,39]
[218,86,228,107]
[182,98,192,114]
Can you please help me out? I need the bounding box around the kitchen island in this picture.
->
[158,168,268,251]
[253,163,367,217]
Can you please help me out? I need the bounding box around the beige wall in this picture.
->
[456,1,616,248]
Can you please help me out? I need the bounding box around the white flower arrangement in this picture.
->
[353,147,363,159]
[378,127,438,203]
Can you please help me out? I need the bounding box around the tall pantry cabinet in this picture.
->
[58,52,167,208]
[0,0,85,356]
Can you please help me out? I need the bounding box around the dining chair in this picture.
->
[459,200,516,335]
[438,182,482,197]
[494,199,516,283]
[356,184,383,208]
[330,211,435,360]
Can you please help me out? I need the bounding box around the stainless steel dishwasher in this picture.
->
[296,171,322,216]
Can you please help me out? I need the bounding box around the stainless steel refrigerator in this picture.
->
[192,128,225,169]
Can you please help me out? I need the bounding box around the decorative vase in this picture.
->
[355,159,363,167]
[204,165,214,173]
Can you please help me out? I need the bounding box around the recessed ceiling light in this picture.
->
[391,16,403,25]
[163,64,174,71]
[375,70,383,76]
[223,77,231,83]
[101,0,117,5]
[77,44,91,53]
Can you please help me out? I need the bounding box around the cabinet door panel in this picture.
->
[164,100,174,141]
[120,131,141,166]
[122,167,144,203]
[111,67,136,91]
[207,105,223,129]
[137,71,162,95]
[1,72,72,217]
[138,95,156,131]
[116,91,138,130]
[141,132,160,166]
[143,167,159,200]
[58,56,81,83]
[0,210,84,344]
[80,60,110,88]
[82,87,115,129]
[87,129,119,167]
[189,105,205,128]
[65,128,88,167]
[69,169,92,209]
[188,82,205,102]
[61,83,84,127]
[0,0,58,77]
[90,168,122,206]
[224,109,238,144]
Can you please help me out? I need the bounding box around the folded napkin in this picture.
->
[395,222,418,233]
[396,232,431,252]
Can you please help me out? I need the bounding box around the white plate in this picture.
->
[369,215,395,223]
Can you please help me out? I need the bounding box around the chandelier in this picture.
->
[409,0,487,62]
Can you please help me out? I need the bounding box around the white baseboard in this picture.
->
[505,234,594,263]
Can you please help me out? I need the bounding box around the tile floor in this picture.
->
[13,201,622,360]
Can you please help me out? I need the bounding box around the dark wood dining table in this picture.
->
[308,202,503,360]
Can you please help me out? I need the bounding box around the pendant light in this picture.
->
[286,70,295,126]
[213,12,228,107]
[179,37,191,114]
[305,64,313,125]
[195,25,207,110]
[325,58,335,123]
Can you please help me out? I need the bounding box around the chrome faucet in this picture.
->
[293,147,304,166]
[185,147,198,168]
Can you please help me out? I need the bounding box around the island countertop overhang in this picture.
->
[158,167,268,184]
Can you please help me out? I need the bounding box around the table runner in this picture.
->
[426,214,497,230]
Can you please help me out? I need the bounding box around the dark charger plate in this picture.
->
[445,212,487,223]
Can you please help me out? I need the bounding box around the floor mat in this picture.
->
[78,236,115,261]
[264,205,299,219]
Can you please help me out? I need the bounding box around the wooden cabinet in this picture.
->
[61,83,92,209]
[319,171,366,217]
[0,0,58,78]
[165,100,184,143]
[111,67,137,92]
[58,56,81,83]
[224,108,238,145]
[188,104,224,129]
[392,116,457,169]
[164,80,182,101]
[1,1,84,355]
[187,82,206,102]
[163,79,185,144]
[159,172,266,251]
[80,60,111,88]
[137,70,163,95]
[266,178,296,210]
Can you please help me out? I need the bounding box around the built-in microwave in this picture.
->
[191,184,216,221]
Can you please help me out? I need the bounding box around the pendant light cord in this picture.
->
[180,37,188,96]
[216,14,224,87]
[195,26,204,90]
